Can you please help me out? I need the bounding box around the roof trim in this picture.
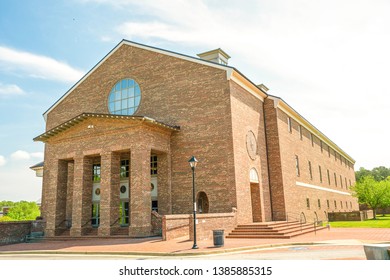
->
[42,40,235,121]
[30,161,44,170]
[34,113,180,142]
[268,95,355,164]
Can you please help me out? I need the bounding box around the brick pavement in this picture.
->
[0,227,389,256]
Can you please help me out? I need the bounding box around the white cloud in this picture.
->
[11,150,31,160]
[0,46,85,83]
[0,83,25,97]
[0,155,6,166]
[10,150,43,161]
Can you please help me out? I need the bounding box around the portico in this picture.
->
[35,113,179,237]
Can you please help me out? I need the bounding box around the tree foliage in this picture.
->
[351,176,390,219]
[0,201,40,221]
[356,166,390,182]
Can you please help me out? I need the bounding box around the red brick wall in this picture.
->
[273,107,358,223]
[162,211,237,241]
[0,221,45,245]
[229,81,272,224]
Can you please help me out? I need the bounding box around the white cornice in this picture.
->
[269,96,355,164]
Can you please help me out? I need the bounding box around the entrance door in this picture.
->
[120,201,129,226]
[91,203,100,227]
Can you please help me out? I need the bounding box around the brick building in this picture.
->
[34,40,358,238]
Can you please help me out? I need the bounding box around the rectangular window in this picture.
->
[349,179,352,186]
[299,125,303,140]
[346,201,348,209]
[319,165,322,183]
[327,199,330,209]
[306,198,310,209]
[295,155,300,177]
[320,141,323,153]
[308,161,313,180]
[340,175,343,188]
[92,164,101,183]
[335,152,337,162]
[318,199,321,209]
[288,117,292,133]
[120,160,129,178]
[340,201,343,209]
[310,133,314,147]
[334,200,337,209]
[151,155,158,175]
[327,169,331,185]
[345,177,348,189]
[328,146,330,157]
[334,173,338,187]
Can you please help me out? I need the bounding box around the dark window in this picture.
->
[306,198,310,209]
[151,155,158,175]
[295,155,300,177]
[319,165,322,183]
[93,164,101,182]
[308,161,313,180]
[120,160,129,178]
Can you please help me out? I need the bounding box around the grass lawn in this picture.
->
[329,214,390,228]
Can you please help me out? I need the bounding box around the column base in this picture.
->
[45,228,55,237]
[98,227,111,237]
[70,227,82,237]
[129,225,152,237]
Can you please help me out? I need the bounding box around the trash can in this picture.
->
[213,229,224,247]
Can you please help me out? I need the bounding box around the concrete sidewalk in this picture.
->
[0,227,389,257]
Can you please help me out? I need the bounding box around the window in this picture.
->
[340,201,343,209]
[120,160,129,178]
[328,146,330,157]
[93,164,101,182]
[295,155,300,177]
[349,179,352,187]
[346,201,348,209]
[310,133,314,147]
[340,175,343,188]
[327,169,331,185]
[345,177,348,189]
[108,78,141,115]
[334,173,338,187]
[306,198,310,209]
[335,152,337,162]
[299,125,303,140]
[318,199,321,209]
[320,141,323,153]
[319,165,322,183]
[287,117,292,133]
[308,161,313,180]
[327,199,330,209]
[151,155,158,175]
[334,200,337,209]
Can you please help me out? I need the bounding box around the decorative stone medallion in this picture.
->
[246,130,257,160]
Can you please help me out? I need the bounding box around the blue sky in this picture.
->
[1,0,390,201]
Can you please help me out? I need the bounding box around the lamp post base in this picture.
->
[192,244,199,249]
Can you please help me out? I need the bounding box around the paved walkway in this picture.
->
[0,227,389,257]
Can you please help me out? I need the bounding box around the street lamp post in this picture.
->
[188,156,198,249]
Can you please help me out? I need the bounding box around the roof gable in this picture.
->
[42,40,236,121]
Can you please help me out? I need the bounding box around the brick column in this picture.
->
[129,147,152,237]
[70,156,93,237]
[45,159,68,237]
[98,152,120,237]
[157,153,172,215]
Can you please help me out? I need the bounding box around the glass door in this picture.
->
[91,203,100,228]
[120,201,129,226]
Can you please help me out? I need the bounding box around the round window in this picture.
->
[108,78,141,115]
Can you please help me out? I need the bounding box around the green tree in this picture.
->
[351,176,390,219]
[7,201,40,221]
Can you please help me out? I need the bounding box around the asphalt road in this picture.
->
[0,244,366,260]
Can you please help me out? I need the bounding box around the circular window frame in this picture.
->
[107,78,142,116]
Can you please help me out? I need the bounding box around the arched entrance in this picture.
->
[197,191,209,214]
[250,168,262,222]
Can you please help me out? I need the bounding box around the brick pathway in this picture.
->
[0,227,389,256]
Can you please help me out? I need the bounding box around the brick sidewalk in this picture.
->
[0,227,389,256]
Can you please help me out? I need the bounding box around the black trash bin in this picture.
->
[213,229,224,247]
